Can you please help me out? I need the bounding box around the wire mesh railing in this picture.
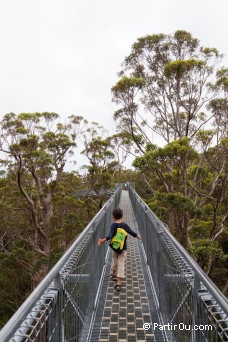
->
[0,186,122,342]
[128,185,228,342]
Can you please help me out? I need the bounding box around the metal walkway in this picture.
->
[89,190,165,342]
[0,185,227,342]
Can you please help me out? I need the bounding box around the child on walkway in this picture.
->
[98,207,141,291]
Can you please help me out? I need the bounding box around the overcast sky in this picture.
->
[0,0,228,167]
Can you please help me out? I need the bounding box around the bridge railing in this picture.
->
[0,186,122,342]
[129,185,228,342]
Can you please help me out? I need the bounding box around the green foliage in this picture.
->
[201,47,220,58]
[190,221,212,239]
[195,130,214,146]
[164,59,206,78]
[215,67,228,90]
[112,29,224,145]
[133,133,227,260]
[111,76,145,94]
[174,30,199,48]
[165,192,196,213]
[189,238,227,273]
[81,124,121,208]
[134,138,197,174]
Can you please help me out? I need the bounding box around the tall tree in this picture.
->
[0,112,85,282]
[112,30,223,148]
[81,123,118,208]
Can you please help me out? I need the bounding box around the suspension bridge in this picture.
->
[0,185,227,342]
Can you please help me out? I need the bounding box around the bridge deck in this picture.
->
[89,190,166,342]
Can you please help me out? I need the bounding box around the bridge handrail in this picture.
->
[129,185,228,341]
[129,186,228,313]
[0,186,121,341]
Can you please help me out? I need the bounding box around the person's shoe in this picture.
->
[110,274,117,281]
[115,284,121,291]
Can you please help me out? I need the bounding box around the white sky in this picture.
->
[0,0,228,168]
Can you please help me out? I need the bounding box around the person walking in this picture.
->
[98,207,141,291]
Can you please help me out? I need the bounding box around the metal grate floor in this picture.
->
[89,190,166,342]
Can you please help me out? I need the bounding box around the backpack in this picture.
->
[110,227,127,254]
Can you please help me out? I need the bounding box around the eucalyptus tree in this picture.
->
[81,122,118,208]
[133,137,199,247]
[133,135,228,277]
[0,112,86,282]
[51,171,93,258]
[112,30,223,149]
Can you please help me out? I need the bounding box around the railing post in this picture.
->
[156,222,161,310]
[191,276,198,342]
[53,273,65,342]
[144,207,148,264]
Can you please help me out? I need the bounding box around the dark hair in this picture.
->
[112,208,123,220]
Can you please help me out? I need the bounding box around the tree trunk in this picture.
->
[168,212,176,233]
[32,263,49,288]
[177,212,191,249]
